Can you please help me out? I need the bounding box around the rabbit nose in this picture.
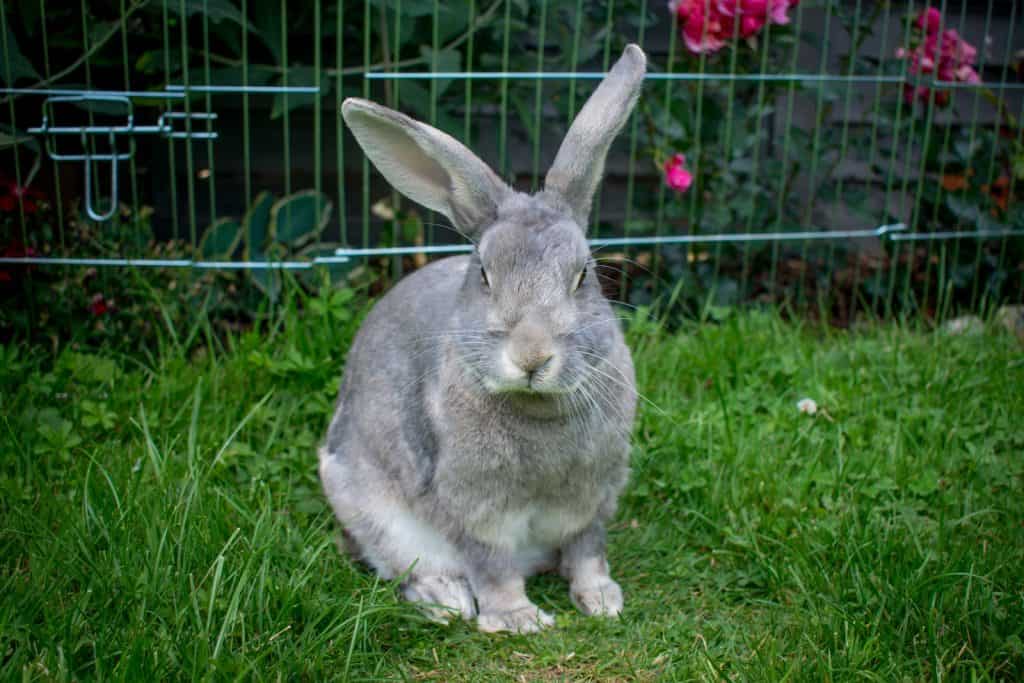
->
[507,315,556,377]
[518,352,554,375]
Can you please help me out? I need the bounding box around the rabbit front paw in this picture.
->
[570,578,623,617]
[476,604,555,634]
[401,575,477,623]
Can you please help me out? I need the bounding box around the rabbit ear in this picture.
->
[342,98,510,238]
[544,44,646,228]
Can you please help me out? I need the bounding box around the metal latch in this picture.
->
[28,94,217,221]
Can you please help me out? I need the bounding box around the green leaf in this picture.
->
[270,190,332,247]
[250,1,283,64]
[1013,154,1024,182]
[134,51,160,76]
[945,195,982,228]
[0,24,41,85]
[198,218,242,260]
[60,351,120,385]
[19,1,42,37]
[88,21,119,53]
[166,0,255,31]
[368,0,436,16]
[510,93,538,154]
[975,210,1008,234]
[243,192,274,259]
[250,269,281,302]
[401,213,423,244]
[294,497,326,515]
[398,81,461,138]
[185,66,276,89]
[907,469,940,497]
[436,6,469,43]
[954,137,982,163]
[418,46,461,96]
[81,400,117,430]
[296,244,352,287]
[269,68,330,119]
[0,128,36,151]
[711,278,740,307]
[1004,204,1024,231]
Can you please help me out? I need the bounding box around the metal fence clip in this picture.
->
[27,93,218,221]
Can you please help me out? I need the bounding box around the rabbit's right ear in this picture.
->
[544,44,646,228]
[342,98,510,239]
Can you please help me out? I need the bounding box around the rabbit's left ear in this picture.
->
[342,98,511,239]
[544,44,646,228]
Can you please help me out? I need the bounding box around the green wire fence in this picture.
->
[1,0,1022,330]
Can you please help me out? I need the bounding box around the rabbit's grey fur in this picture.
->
[320,45,645,633]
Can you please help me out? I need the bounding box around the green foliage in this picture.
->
[0,188,353,349]
[166,0,255,31]
[196,188,335,300]
[615,3,1024,324]
[243,192,274,260]
[2,306,1023,678]
[1,0,653,142]
[1,0,1020,330]
[269,190,331,247]
[198,217,243,259]
[0,21,41,84]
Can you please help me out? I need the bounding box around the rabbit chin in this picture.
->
[480,373,585,419]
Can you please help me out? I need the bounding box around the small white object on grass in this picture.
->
[796,398,818,415]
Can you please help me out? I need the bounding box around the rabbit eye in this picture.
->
[480,266,490,289]
[572,267,586,292]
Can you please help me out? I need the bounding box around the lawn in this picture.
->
[2,300,1023,681]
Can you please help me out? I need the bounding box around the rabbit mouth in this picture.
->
[459,345,583,398]
[484,370,583,398]
[486,378,566,396]
[486,348,572,396]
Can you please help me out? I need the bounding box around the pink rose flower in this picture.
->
[955,64,981,84]
[916,7,942,34]
[767,0,794,24]
[673,0,727,54]
[897,7,981,107]
[664,153,694,193]
[669,0,799,55]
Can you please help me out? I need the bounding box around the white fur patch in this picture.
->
[499,347,527,383]
[568,556,610,589]
[475,503,594,571]
[530,505,592,546]
[320,449,463,579]
[362,498,464,578]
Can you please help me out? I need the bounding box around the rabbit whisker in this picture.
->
[579,349,668,419]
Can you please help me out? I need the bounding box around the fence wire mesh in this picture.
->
[1,0,1022,329]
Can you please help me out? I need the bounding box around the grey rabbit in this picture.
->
[319,44,645,633]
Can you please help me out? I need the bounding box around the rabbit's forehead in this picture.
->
[478,219,588,274]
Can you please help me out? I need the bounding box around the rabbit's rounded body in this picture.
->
[321,247,634,571]
[322,44,647,633]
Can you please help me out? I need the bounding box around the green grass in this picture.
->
[2,298,1023,681]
